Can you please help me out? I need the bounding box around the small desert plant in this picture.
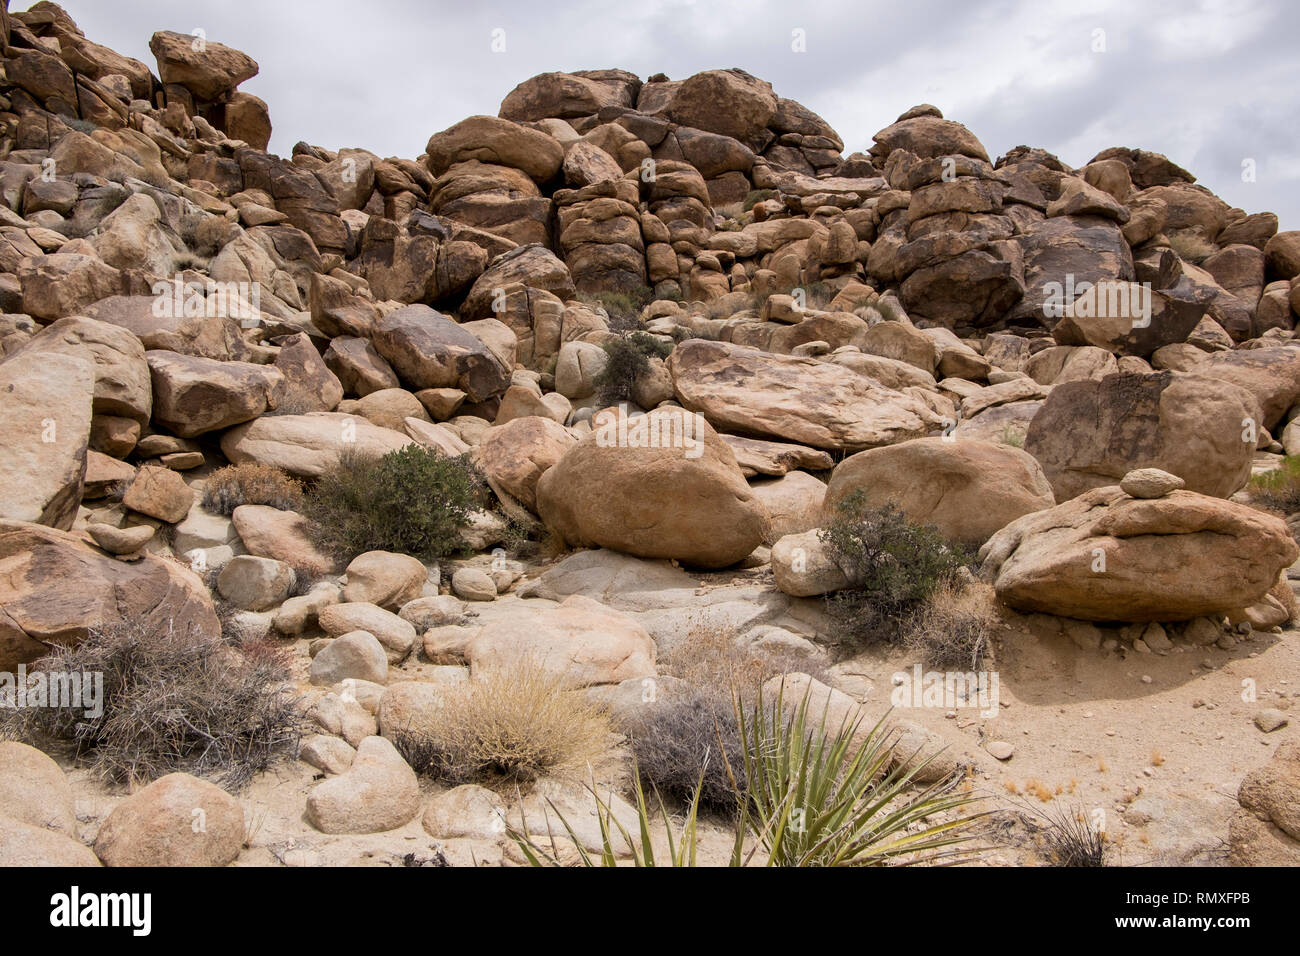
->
[593,332,673,406]
[202,462,304,516]
[513,685,987,867]
[302,445,482,562]
[171,251,210,272]
[821,492,972,648]
[998,424,1025,448]
[1037,800,1107,866]
[900,581,1000,671]
[736,686,985,866]
[1249,456,1300,516]
[0,622,305,790]
[742,189,776,212]
[1166,231,1217,265]
[659,622,829,700]
[393,662,613,788]
[263,389,323,417]
[625,688,745,816]
[578,287,655,331]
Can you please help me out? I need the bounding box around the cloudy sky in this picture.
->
[40,0,1300,229]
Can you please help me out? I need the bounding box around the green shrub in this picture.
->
[578,287,655,331]
[0,622,305,790]
[202,462,304,515]
[821,492,971,648]
[593,332,673,406]
[742,189,776,212]
[1249,456,1300,516]
[303,445,482,562]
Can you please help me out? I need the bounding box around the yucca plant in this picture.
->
[508,754,744,867]
[734,684,985,866]
[509,685,986,867]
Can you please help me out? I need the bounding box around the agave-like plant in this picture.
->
[509,683,986,867]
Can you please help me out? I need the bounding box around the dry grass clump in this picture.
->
[202,461,304,516]
[659,623,829,700]
[1249,456,1300,518]
[1038,800,1107,867]
[395,662,613,788]
[901,580,1001,670]
[0,622,305,790]
[624,689,744,816]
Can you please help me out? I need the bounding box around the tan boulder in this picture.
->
[220,412,414,479]
[305,735,420,834]
[341,551,427,609]
[231,505,337,576]
[1024,371,1258,501]
[536,406,766,568]
[122,464,194,523]
[93,772,244,866]
[11,316,150,423]
[825,438,1055,547]
[979,487,1299,621]
[464,594,656,687]
[424,115,564,183]
[667,340,947,452]
[147,351,284,437]
[148,30,258,100]
[474,416,576,513]
[0,351,93,530]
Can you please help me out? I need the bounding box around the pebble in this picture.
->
[1140,675,1153,684]
[1254,709,1289,733]
[986,741,1014,761]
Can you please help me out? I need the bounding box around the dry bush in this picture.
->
[1249,456,1300,517]
[1036,800,1107,866]
[0,622,306,790]
[901,580,1000,670]
[202,462,304,516]
[624,688,745,817]
[659,623,829,702]
[393,662,613,788]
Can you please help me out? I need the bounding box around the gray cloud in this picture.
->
[40,0,1300,228]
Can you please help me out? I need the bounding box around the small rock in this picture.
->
[1255,709,1290,733]
[986,740,1014,761]
[1119,468,1185,499]
[86,522,154,555]
[452,567,498,602]
[93,773,245,866]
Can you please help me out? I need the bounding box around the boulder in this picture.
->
[305,736,420,834]
[668,340,947,452]
[220,412,414,479]
[536,406,766,568]
[318,602,417,661]
[122,464,194,523]
[750,470,827,543]
[341,551,427,609]
[216,554,294,611]
[979,487,1298,621]
[11,316,150,423]
[0,741,77,834]
[310,631,389,686]
[464,594,656,687]
[425,115,564,183]
[0,351,93,530]
[93,772,244,867]
[148,30,258,100]
[0,815,99,867]
[371,304,509,402]
[231,505,337,575]
[824,438,1055,547]
[1196,347,1300,430]
[1024,371,1259,500]
[474,416,576,512]
[146,352,284,437]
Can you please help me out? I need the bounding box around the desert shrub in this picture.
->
[900,581,999,670]
[625,688,744,816]
[0,622,305,790]
[821,492,971,647]
[1167,231,1216,264]
[303,445,482,562]
[263,388,323,417]
[513,684,987,867]
[1249,456,1300,516]
[998,424,1025,448]
[742,189,776,212]
[659,622,829,701]
[171,251,210,272]
[394,662,613,787]
[202,462,304,516]
[593,332,673,406]
[578,287,654,331]
[1037,800,1106,866]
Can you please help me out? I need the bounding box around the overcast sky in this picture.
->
[38,0,1300,229]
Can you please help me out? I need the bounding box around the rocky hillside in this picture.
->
[0,1,1298,868]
